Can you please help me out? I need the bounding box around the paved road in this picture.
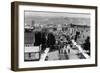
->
[24,40,89,61]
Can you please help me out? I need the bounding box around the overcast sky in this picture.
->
[24,11,90,26]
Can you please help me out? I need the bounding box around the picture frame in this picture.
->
[11,1,98,71]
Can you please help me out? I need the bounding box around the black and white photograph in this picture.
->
[11,1,97,71]
[24,11,91,61]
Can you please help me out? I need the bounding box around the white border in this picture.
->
[18,5,96,68]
